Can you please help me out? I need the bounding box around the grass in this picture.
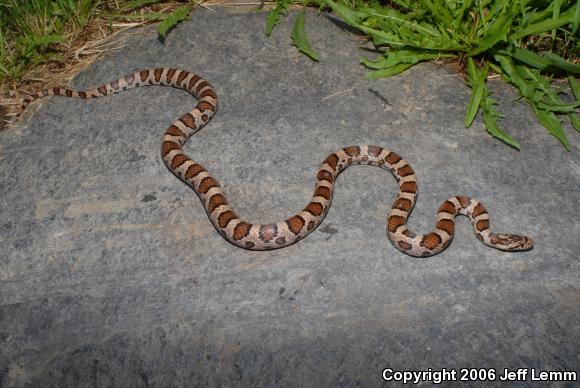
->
[0,0,201,128]
[2,0,577,150]
[267,0,580,150]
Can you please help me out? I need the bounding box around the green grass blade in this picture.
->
[291,9,319,61]
[551,0,561,40]
[497,47,580,74]
[521,2,555,26]
[533,108,571,150]
[345,22,406,47]
[464,57,486,127]
[357,6,438,37]
[326,0,464,50]
[115,0,164,12]
[510,6,575,40]
[418,0,453,25]
[495,53,571,150]
[542,52,580,75]
[389,0,413,10]
[27,34,66,46]
[570,115,580,132]
[468,16,510,55]
[265,0,290,36]
[537,100,580,113]
[364,63,414,79]
[481,91,520,149]
[22,34,66,57]
[487,61,503,75]
[107,12,166,20]
[495,48,549,69]
[568,76,579,101]
[324,0,367,27]
[572,0,580,34]
[452,0,473,29]
[495,54,531,95]
[360,49,453,69]
[157,5,192,40]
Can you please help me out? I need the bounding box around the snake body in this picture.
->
[22,68,533,256]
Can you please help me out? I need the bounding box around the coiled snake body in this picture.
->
[22,68,533,256]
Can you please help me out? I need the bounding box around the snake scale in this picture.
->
[22,68,533,256]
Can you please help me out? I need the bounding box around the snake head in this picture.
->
[493,234,534,251]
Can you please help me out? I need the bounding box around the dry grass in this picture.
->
[4,0,575,149]
[0,0,225,130]
[2,25,130,128]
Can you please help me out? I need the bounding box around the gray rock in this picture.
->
[1,8,578,387]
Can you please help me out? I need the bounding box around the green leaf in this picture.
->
[116,0,162,12]
[570,115,580,132]
[291,10,319,61]
[481,91,520,149]
[108,12,166,20]
[537,100,580,113]
[573,0,580,34]
[360,49,453,69]
[551,0,561,40]
[510,6,575,40]
[157,5,192,40]
[568,76,579,101]
[542,52,580,75]
[496,47,550,69]
[324,0,369,27]
[497,47,580,75]
[326,0,463,50]
[464,57,487,127]
[259,0,578,151]
[468,11,511,56]
[521,2,555,26]
[356,6,439,37]
[325,0,403,45]
[265,0,290,36]
[533,108,570,150]
[495,54,571,150]
[22,34,65,56]
[418,0,453,25]
[495,54,531,95]
[487,61,503,75]
[452,0,473,30]
[364,63,414,79]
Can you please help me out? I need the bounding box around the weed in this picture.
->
[267,0,580,150]
[0,0,196,127]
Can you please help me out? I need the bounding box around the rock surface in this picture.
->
[1,8,578,387]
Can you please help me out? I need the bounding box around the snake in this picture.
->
[21,68,533,257]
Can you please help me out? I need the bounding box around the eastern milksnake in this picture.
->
[22,68,533,256]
